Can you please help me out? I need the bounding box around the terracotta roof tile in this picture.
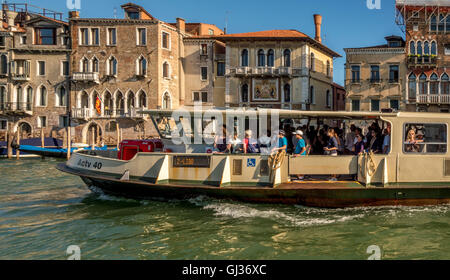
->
[218,29,308,38]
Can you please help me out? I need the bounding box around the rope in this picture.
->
[367,151,376,177]
[268,150,286,171]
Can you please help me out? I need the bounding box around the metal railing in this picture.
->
[417,94,450,104]
[72,72,100,83]
[11,73,31,81]
[407,56,438,67]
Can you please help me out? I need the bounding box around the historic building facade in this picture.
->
[396,0,450,112]
[344,36,407,112]
[0,4,70,142]
[218,15,341,110]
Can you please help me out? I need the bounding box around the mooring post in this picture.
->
[6,129,12,159]
[67,125,71,160]
[91,126,95,150]
[16,128,20,160]
[116,122,120,149]
[40,127,44,148]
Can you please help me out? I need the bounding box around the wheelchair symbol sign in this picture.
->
[247,159,256,168]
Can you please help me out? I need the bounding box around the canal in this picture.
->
[0,158,449,260]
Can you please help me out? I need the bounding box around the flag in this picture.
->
[95,96,101,115]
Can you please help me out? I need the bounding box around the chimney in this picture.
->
[69,11,80,19]
[314,14,322,43]
[176,17,185,33]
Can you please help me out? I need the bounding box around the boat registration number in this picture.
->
[173,156,211,168]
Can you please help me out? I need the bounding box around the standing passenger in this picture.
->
[292,130,307,180]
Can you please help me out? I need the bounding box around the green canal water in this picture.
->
[0,158,449,260]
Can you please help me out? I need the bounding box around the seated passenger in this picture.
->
[353,134,365,155]
[368,129,383,154]
[244,130,260,154]
[230,133,244,154]
[382,126,391,154]
[214,125,231,154]
[405,129,423,153]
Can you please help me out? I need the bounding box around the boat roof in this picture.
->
[142,108,449,120]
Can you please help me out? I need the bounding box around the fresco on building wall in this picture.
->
[253,79,278,101]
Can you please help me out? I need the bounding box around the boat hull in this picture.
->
[57,164,450,208]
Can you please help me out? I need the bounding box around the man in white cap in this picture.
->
[292,130,307,180]
[293,130,307,157]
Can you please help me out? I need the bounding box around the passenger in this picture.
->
[405,129,423,153]
[259,130,272,155]
[244,130,260,154]
[382,126,391,154]
[213,125,231,154]
[353,134,365,155]
[324,129,339,181]
[272,130,288,154]
[292,130,307,181]
[230,132,244,154]
[368,129,383,154]
[345,125,356,155]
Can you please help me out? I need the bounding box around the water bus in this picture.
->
[57,109,450,208]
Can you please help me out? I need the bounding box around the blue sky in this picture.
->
[24,0,403,85]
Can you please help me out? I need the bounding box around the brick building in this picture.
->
[396,0,450,112]
[217,15,341,110]
[0,4,70,142]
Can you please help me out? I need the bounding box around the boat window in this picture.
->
[404,123,447,154]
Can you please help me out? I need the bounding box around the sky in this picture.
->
[20,0,404,85]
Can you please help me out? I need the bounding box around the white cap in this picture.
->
[293,130,304,136]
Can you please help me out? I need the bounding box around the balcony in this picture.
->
[417,94,450,104]
[11,73,31,82]
[226,66,302,77]
[71,107,145,120]
[407,56,438,68]
[2,102,32,115]
[72,72,100,84]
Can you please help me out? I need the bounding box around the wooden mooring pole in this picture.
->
[16,128,20,160]
[67,126,71,160]
[116,122,120,149]
[6,130,12,159]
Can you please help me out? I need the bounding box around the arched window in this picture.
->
[431,15,437,31]
[162,92,171,109]
[424,41,430,55]
[430,73,439,95]
[417,41,423,55]
[310,53,315,71]
[408,73,417,99]
[82,57,89,73]
[105,121,118,132]
[409,41,416,55]
[257,49,265,67]
[138,56,147,76]
[127,91,135,111]
[309,86,315,104]
[0,54,7,75]
[241,49,249,67]
[58,86,67,107]
[419,74,428,95]
[116,91,124,114]
[138,90,147,108]
[26,87,32,111]
[16,86,23,110]
[0,86,6,109]
[92,91,99,111]
[39,86,47,107]
[241,84,249,103]
[438,14,445,32]
[284,84,291,103]
[104,91,113,116]
[431,41,437,55]
[163,62,169,78]
[283,49,291,67]
[326,61,331,77]
[108,57,117,76]
[92,57,99,73]
[81,91,89,108]
[326,90,331,108]
[441,73,449,95]
[267,49,274,67]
